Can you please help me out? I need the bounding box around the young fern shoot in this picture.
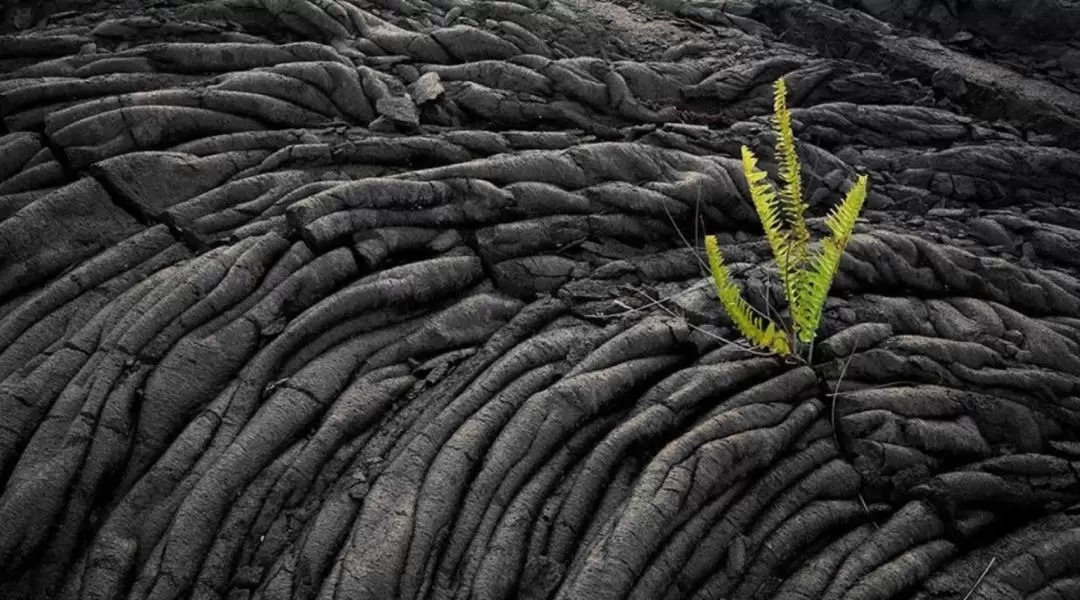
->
[705,78,869,363]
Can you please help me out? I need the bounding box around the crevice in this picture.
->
[33,125,202,253]
[459,228,509,297]
[36,128,79,182]
[86,163,207,255]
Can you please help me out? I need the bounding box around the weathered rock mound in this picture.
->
[1,1,1079,599]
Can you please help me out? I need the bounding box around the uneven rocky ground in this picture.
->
[2,0,1080,599]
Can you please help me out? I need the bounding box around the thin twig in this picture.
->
[661,187,709,273]
[830,380,923,396]
[961,557,997,600]
[659,186,782,334]
[694,179,703,258]
[605,280,711,314]
[760,277,795,347]
[829,335,883,527]
[855,492,877,529]
[829,333,861,454]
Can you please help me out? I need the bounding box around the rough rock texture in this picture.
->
[1,1,1080,599]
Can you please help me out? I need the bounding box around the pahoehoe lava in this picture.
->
[1,1,1080,599]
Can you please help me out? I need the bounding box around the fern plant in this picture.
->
[705,78,868,364]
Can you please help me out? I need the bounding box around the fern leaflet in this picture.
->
[772,78,812,344]
[797,174,868,341]
[705,235,791,356]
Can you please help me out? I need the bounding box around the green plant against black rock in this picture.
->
[705,77,868,365]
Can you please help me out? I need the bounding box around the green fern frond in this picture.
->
[823,174,868,242]
[740,146,785,257]
[704,77,868,361]
[771,78,812,343]
[796,174,868,342]
[772,79,807,235]
[740,145,803,346]
[705,235,792,356]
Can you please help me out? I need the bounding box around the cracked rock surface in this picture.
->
[1,1,1080,599]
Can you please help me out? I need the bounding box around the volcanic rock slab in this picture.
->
[1,1,1080,599]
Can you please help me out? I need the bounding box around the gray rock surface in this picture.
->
[1,1,1079,599]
